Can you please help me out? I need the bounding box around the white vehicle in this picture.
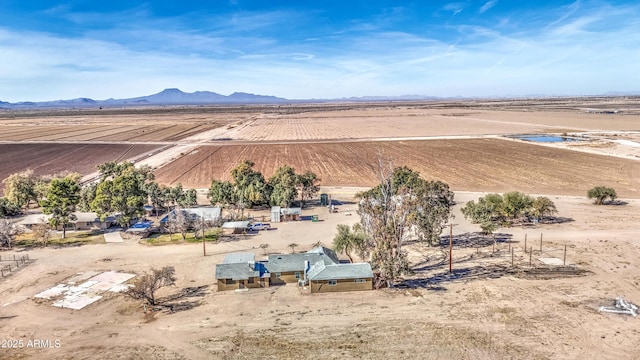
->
[248,222,271,231]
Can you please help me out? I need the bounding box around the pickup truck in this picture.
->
[248,222,271,231]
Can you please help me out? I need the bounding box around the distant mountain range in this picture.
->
[0,88,295,108]
[0,88,450,109]
[2,88,638,109]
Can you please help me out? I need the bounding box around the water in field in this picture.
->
[510,135,583,143]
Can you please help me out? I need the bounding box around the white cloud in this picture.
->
[1,2,640,101]
[479,1,498,14]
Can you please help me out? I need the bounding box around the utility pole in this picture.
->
[449,223,453,273]
[202,217,206,256]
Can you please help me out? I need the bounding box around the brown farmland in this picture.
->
[0,143,160,183]
[154,138,640,197]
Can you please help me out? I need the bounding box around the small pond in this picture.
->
[509,135,584,143]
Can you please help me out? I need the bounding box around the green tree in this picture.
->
[0,198,20,217]
[288,242,299,254]
[34,175,53,204]
[40,176,81,239]
[502,192,534,220]
[587,186,617,205]
[462,192,558,232]
[296,171,320,207]
[2,170,37,209]
[268,165,298,207]
[231,160,267,214]
[530,196,557,221]
[181,188,197,208]
[357,159,454,287]
[208,180,236,207]
[91,162,154,227]
[77,183,97,212]
[332,223,366,263]
[145,182,169,218]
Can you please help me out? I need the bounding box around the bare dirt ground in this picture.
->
[1,98,640,359]
[1,193,639,360]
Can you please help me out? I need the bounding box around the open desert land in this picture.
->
[1,99,640,359]
[1,193,640,360]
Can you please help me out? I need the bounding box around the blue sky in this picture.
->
[0,1,639,101]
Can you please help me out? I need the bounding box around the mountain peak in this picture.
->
[157,88,185,94]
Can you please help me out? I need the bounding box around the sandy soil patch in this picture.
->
[1,194,639,359]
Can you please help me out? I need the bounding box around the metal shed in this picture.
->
[270,206,281,223]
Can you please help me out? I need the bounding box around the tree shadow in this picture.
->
[537,216,574,224]
[438,232,513,249]
[157,285,209,313]
[399,264,513,290]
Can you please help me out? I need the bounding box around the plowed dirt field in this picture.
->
[154,138,640,197]
[0,143,160,182]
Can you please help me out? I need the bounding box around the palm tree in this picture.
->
[288,243,299,254]
[332,224,365,263]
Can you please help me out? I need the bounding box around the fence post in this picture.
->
[529,247,533,266]
[539,233,543,254]
[524,234,527,254]
[563,245,567,266]
[511,248,514,267]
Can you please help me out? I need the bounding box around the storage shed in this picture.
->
[270,206,281,223]
[280,207,301,222]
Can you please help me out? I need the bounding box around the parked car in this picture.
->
[248,222,271,231]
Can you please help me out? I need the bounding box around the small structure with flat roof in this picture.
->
[221,221,250,234]
[280,207,302,222]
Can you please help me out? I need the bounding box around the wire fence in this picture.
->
[0,253,31,278]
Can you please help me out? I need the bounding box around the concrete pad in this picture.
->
[104,232,124,243]
[35,284,68,299]
[538,257,566,266]
[78,280,100,288]
[88,271,135,284]
[65,286,89,297]
[52,294,102,310]
[108,284,131,293]
[66,271,100,285]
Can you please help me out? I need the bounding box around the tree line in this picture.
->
[0,159,321,246]
[207,160,320,218]
[461,191,558,235]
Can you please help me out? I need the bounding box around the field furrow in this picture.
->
[154,139,640,198]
